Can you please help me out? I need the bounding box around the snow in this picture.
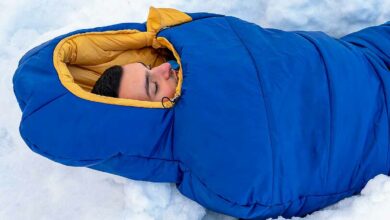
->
[1,0,389,219]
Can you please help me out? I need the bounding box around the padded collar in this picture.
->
[147,7,192,34]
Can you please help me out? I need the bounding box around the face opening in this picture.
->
[53,29,182,108]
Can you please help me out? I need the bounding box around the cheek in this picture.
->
[160,82,176,97]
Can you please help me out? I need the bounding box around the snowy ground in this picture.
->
[1,0,390,219]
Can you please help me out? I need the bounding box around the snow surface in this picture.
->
[1,0,390,219]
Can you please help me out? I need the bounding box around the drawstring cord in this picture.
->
[161,95,180,108]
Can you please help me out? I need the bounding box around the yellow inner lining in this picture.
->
[53,30,182,108]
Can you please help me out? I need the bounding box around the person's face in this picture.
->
[118,62,178,101]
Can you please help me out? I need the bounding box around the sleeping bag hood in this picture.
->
[13,7,390,220]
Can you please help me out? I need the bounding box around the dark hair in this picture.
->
[91,65,123,97]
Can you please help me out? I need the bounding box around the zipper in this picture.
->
[157,25,171,35]
[157,19,190,35]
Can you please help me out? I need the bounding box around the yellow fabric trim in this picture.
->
[147,7,192,33]
[52,7,190,108]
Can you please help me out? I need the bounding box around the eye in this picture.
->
[154,82,158,95]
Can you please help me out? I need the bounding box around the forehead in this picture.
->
[118,63,147,100]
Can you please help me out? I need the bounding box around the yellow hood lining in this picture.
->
[52,7,191,108]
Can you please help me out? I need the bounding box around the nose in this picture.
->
[152,62,171,80]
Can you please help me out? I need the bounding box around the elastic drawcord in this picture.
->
[161,95,180,108]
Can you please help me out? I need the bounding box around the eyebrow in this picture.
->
[145,70,151,99]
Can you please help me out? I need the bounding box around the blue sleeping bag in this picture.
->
[12,7,390,219]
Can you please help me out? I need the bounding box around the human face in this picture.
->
[118,62,178,101]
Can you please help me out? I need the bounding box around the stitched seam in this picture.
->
[21,136,105,166]
[294,32,334,187]
[339,39,390,174]
[21,92,68,124]
[178,162,362,208]
[21,136,181,166]
[224,17,276,204]
[358,48,390,174]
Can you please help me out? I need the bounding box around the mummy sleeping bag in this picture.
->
[12,7,390,220]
